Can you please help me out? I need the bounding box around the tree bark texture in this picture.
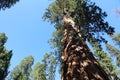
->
[61,24,110,80]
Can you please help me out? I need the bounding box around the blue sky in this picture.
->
[0,0,54,69]
[0,0,120,78]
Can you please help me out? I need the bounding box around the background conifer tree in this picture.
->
[9,56,34,80]
[90,39,120,79]
[31,62,47,80]
[106,33,120,68]
[0,33,12,80]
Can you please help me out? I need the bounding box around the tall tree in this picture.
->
[31,53,57,80]
[9,56,34,80]
[0,33,12,80]
[43,0,115,80]
[106,33,120,67]
[31,62,47,80]
[42,53,57,80]
[0,0,19,10]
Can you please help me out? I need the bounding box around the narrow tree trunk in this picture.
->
[61,19,110,80]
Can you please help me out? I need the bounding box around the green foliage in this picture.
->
[89,37,120,79]
[112,33,120,46]
[42,53,57,80]
[106,43,120,67]
[43,0,78,24]
[31,62,47,80]
[43,0,114,44]
[0,0,19,10]
[106,33,120,67]
[43,0,115,77]
[9,56,34,80]
[31,53,57,80]
[48,23,64,58]
[43,0,115,63]
[0,33,12,80]
[94,45,120,79]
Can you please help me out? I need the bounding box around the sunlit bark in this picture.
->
[61,16,110,80]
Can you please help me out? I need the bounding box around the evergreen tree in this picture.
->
[90,39,120,80]
[43,0,114,80]
[31,62,47,80]
[9,56,34,80]
[106,33,120,67]
[31,53,57,80]
[0,0,19,10]
[42,53,57,80]
[95,47,120,80]
[0,33,12,80]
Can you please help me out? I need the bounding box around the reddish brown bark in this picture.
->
[61,24,110,80]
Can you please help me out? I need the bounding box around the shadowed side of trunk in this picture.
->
[61,24,110,80]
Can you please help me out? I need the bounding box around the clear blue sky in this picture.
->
[0,0,54,70]
[0,0,120,78]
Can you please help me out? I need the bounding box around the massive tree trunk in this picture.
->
[61,17,110,80]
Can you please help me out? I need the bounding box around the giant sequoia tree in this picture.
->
[43,0,115,80]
